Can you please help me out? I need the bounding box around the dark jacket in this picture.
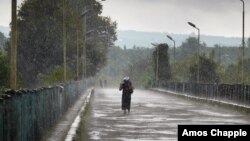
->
[119,80,133,94]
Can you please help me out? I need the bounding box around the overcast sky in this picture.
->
[101,0,250,37]
[0,0,249,37]
[0,0,23,26]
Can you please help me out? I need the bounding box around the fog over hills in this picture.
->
[115,30,242,48]
[0,27,243,48]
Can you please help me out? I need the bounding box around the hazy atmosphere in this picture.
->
[1,0,249,48]
[1,1,250,141]
[1,0,249,37]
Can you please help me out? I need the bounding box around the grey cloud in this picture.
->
[132,0,242,12]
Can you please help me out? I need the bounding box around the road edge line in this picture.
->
[64,88,93,141]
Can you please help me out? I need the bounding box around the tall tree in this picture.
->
[16,0,116,87]
[189,54,218,83]
[152,44,171,84]
[179,37,206,60]
[17,0,64,87]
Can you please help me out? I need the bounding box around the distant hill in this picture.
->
[115,30,242,48]
[0,26,10,37]
[0,27,243,48]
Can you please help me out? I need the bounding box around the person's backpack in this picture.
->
[124,80,133,93]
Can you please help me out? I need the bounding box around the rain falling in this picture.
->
[0,0,250,141]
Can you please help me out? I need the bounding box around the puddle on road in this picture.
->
[93,113,106,118]
[89,131,102,140]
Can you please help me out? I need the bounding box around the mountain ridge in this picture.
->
[115,30,243,48]
[0,26,244,48]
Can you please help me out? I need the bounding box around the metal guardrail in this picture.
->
[0,80,86,141]
[160,82,250,107]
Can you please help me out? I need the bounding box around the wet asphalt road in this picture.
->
[84,88,250,141]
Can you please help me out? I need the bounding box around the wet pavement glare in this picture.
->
[84,88,250,141]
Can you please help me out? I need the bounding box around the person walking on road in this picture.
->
[119,77,134,114]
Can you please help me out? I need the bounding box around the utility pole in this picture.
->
[76,29,79,80]
[10,0,17,89]
[63,0,67,83]
[81,6,89,80]
[166,35,176,68]
[240,0,245,84]
[81,0,106,80]
[83,10,87,80]
[156,46,159,85]
[188,22,200,83]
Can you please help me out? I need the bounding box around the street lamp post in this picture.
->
[166,35,176,66]
[240,0,245,84]
[166,35,176,80]
[188,22,200,83]
[156,46,159,85]
[151,43,159,85]
[81,0,106,80]
[81,7,90,80]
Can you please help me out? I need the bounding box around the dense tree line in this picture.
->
[97,36,250,88]
[97,46,153,87]
[98,44,171,87]
[188,54,218,83]
[152,44,171,84]
[169,37,250,84]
